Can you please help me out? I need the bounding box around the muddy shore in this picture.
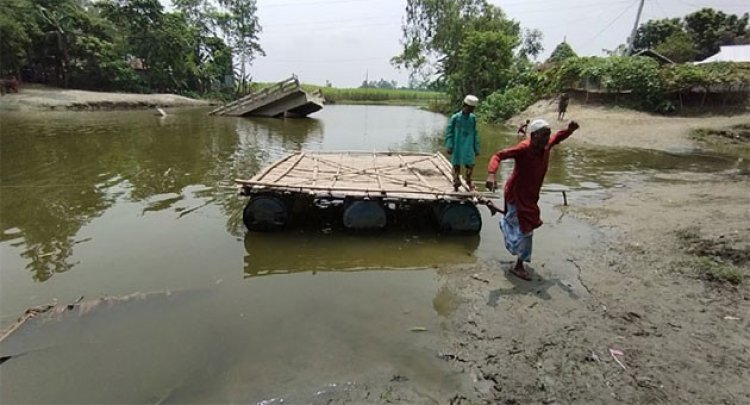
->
[2,98,748,403]
[510,100,750,153]
[428,102,750,404]
[0,87,211,111]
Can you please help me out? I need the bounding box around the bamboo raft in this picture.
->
[235,151,483,233]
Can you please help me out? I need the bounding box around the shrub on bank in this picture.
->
[543,57,750,113]
[477,85,535,123]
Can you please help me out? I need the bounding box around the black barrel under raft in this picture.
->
[436,202,482,234]
[342,200,387,230]
[243,195,289,231]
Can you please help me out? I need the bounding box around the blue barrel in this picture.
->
[243,195,289,231]
[437,202,482,234]
[342,200,387,230]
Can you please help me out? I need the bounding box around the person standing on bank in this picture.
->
[485,119,580,280]
[557,92,570,121]
[517,119,530,137]
[445,95,480,191]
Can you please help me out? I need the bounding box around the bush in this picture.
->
[477,85,535,123]
[543,57,750,113]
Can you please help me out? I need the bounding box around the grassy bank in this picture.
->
[308,86,447,106]
[251,82,447,106]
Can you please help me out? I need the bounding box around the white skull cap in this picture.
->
[528,119,550,134]
[463,95,479,106]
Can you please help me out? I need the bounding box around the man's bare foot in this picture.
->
[509,264,532,281]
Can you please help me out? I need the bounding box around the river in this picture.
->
[0,105,738,403]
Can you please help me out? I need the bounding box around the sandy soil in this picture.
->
[0,87,211,111]
[2,98,748,403]
[427,103,750,404]
[437,173,749,404]
[511,100,750,152]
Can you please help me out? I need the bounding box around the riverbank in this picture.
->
[0,87,212,112]
[437,104,750,403]
[509,99,750,152]
[0,85,446,111]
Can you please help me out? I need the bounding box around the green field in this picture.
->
[251,82,446,106]
[305,85,447,106]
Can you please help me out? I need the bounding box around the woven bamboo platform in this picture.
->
[235,151,473,200]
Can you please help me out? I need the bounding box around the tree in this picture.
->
[0,0,256,95]
[216,0,263,95]
[633,18,683,50]
[684,8,749,60]
[653,31,696,63]
[360,79,399,89]
[392,0,519,102]
[519,28,543,60]
[453,30,516,99]
[171,0,234,93]
[547,41,577,63]
[603,44,628,56]
[0,0,41,75]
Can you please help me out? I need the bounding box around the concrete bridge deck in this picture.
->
[209,76,324,118]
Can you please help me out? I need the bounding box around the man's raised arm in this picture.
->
[549,121,580,147]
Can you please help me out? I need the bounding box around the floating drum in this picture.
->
[342,200,387,230]
[438,203,482,234]
[243,195,289,231]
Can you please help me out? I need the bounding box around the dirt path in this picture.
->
[428,104,750,404]
[510,100,750,152]
[0,87,211,111]
[438,171,749,404]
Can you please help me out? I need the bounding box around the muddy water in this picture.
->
[0,105,740,403]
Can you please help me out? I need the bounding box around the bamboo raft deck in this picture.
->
[235,151,483,233]
[235,151,474,200]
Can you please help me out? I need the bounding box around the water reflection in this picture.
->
[243,230,480,277]
[1,105,748,404]
[236,116,324,153]
[0,106,744,284]
[0,109,251,281]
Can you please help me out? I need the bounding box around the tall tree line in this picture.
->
[391,0,543,104]
[633,8,749,63]
[0,0,262,95]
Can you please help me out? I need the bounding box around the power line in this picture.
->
[505,0,632,14]
[261,0,632,31]
[627,0,646,54]
[672,0,749,8]
[581,0,639,48]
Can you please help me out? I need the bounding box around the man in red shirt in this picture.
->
[485,119,580,280]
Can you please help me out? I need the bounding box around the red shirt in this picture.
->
[487,129,572,233]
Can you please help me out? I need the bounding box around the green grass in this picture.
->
[694,257,744,285]
[690,125,750,160]
[310,86,446,106]
[249,81,447,106]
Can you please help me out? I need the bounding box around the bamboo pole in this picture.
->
[310,155,433,189]
[271,152,306,183]
[398,154,432,189]
[251,153,296,182]
[373,153,384,191]
[330,153,343,188]
[234,179,472,199]
[312,156,319,187]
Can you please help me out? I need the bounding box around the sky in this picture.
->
[233,0,749,87]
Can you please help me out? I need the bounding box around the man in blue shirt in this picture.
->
[445,95,480,191]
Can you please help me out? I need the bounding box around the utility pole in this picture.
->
[627,0,646,55]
